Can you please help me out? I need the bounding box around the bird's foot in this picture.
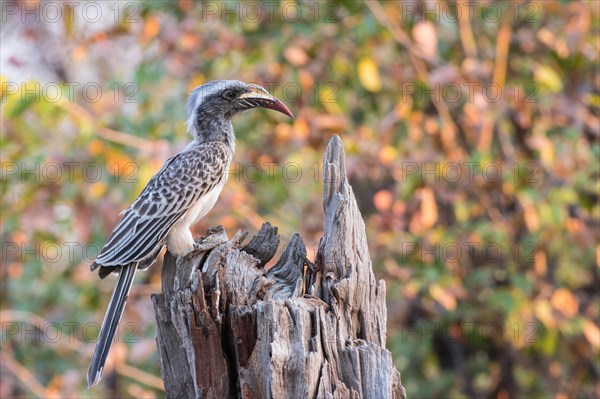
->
[181,234,228,262]
[181,241,206,261]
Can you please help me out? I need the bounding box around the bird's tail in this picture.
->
[86,264,137,389]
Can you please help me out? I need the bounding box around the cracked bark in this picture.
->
[152,135,406,399]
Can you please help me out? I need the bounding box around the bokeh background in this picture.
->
[1,1,599,398]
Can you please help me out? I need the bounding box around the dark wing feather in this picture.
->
[91,142,231,270]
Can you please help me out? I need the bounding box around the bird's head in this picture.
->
[186,80,293,141]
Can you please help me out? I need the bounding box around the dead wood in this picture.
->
[152,135,406,399]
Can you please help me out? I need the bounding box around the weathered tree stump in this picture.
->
[151,135,406,399]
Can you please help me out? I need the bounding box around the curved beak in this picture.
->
[236,84,294,118]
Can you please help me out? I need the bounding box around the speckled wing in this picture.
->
[91,142,231,272]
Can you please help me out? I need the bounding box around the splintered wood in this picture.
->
[152,135,406,399]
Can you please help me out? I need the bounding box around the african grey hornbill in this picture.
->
[86,80,293,389]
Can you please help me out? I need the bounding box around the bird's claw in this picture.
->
[182,241,205,261]
[181,233,227,262]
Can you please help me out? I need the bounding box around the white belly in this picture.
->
[189,182,225,223]
[166,182,225,255]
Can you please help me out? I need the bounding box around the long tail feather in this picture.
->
[86,264,137,389]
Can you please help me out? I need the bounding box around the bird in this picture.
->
[86,80,293,389]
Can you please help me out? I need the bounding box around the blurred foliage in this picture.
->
[1,1,599,398]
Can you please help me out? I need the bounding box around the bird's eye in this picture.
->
[222,89,236,101]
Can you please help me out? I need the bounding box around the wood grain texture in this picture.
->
[152,135,405,399]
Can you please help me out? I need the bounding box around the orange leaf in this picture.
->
[178,0,193,11]
[180,32,200,50]
[378,145,398,165]
[430,284,456,311]
[551,288,579,318]
[534,251,547,276]
[583,320,600,350]
[284,47,308,67]
[143,16,161,40]
[88,139,104,156]
[299,70,314,90]
[71,46,87,61]
[293,118,309,140]
[373,190,393,211]
[420,187,438,229]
